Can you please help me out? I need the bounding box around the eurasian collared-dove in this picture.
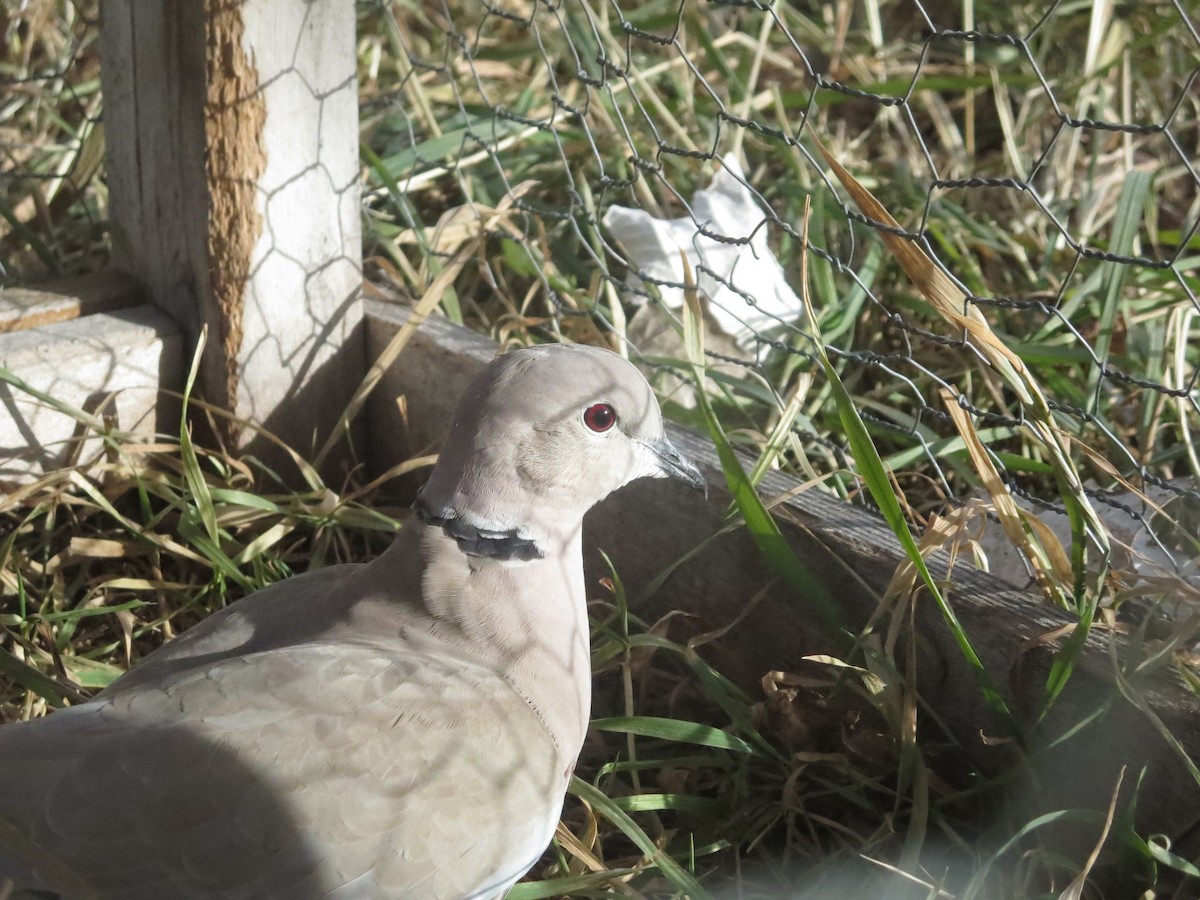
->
[0,343,704,899]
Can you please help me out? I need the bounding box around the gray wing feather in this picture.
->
[0,642,562,899]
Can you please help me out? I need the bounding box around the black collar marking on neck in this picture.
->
[413,498,545,562]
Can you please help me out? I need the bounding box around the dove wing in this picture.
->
[0,641,563,900]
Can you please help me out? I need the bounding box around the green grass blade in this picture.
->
[570,776,712,900]
[592,715,756,755]
[0,366,107,433]
[959,808,1101,900]
[507,869,640,899]
[0,649,77,708]
[795,198,1011,720]
[1087,170,1151,407]
[1144,834,1200,878]
[178,329,219,543]
[679,255,843,636]
[609,793,727,815]
[57,655,126,689]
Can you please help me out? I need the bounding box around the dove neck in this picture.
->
[411,496,545,561]
[414,440,594,559]
[381,521,593,764]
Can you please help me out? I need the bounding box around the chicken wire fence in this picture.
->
[0,1,105,282]
[359,0,1200,610]
[3,2,1199,611]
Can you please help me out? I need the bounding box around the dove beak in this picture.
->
[646,437,706,496]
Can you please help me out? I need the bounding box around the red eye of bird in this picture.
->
[583,402,617,433]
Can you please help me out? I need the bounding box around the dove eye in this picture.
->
[583,403,617,433]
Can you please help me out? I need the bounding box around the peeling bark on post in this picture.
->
[204,3,266,423]
[100,0,363,468]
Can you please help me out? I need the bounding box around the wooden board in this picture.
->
[0,271,143,334]
[364,299,1200,851]
[99,1,363,466]
[0,306,182,485]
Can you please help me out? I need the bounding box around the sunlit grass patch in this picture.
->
[4,0,1200,896]
[0,377,404,722]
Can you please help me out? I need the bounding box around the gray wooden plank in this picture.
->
[0,271,144,334]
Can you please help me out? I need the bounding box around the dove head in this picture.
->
[415,343,704,561]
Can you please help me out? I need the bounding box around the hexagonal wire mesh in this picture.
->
[0,1,1195,891]
[0,0,105,282]
[3,1,1197,610]
[359,0,1200,611]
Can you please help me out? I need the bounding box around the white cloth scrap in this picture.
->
[602,155,802,349]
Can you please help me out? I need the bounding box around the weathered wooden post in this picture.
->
[99,1,364,468]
